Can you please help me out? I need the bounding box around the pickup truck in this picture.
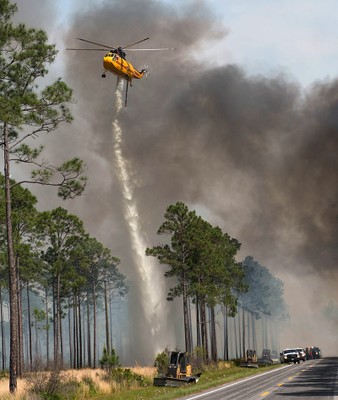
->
[280,349,301,364]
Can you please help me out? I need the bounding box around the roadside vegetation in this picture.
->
[95,363,281,400]
[0,361,281,400]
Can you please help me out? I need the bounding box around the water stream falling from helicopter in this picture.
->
[111,79,166,354]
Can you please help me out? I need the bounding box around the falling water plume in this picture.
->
[112,79,167,356]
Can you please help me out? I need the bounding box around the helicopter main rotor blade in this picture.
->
[122,37,150,49]
[125,47,175,51]
[76,37,114,49]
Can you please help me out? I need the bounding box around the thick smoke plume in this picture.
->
[14,0,338,361]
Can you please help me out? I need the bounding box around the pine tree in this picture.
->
[0,1,86,391]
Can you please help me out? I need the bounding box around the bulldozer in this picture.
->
[153,351,201,387]
[240,349,259,368]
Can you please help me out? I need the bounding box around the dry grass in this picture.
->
[0,378,26,399]
[217,361,232,369]
[130,366,157,379]
[63,368,111,394]
[0,366,157,399]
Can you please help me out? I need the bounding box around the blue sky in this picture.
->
[204,0,338,87]
[51,0,338,88]
[208,1,337,87]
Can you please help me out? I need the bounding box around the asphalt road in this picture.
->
[177,358,338,400]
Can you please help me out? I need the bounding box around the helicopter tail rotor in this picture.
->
[141,65,149,77]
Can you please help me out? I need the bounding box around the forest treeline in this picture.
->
[0,174,128,374]
[146,202,288,364]
[0,180,288,377]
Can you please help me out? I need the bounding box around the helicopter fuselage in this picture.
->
[103,51,145,81]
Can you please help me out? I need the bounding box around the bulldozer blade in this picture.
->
[153,375,198,387]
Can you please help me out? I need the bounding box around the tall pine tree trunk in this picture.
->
[247,311,251,350]
[242,308,246,359]
[73,296,78,369]
[195,295,201,348]
[104,281,110,354]
[4,122,19,392]
[187,298,193,353]
[45,287,50,368]
[82,303,86,367]
[0,286,6,369]
[68,301,73,368]
[237,309,242,359]
[26,284,32,371]
[210,307,217,363]
[78,297,83,368]
[223,306,229,361]
[86,296,91,368]
[54,273,61,369]
[109,292,114,354]
[92,284,97,368]
[182,273,192,354]
[16,272,23,377]
[233,315,238,359]
[200,298,208,361]
[59,303,64,369]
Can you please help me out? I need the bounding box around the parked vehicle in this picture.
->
[295,348,306,361]
[280,349,300,364]
[258,349,273,365]
[270,350,281,363]
[312,346,321,359]
[306,346,322,359]
[240,349,259,368]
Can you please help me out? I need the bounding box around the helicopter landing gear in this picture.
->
[101,71,106,78]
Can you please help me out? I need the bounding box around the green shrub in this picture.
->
[190,346,207,372]
[108,368,151,391]
[154,349,170,374]
[0,370,9,380]
[25,370,81,400]
[99,346,120,372]
[81,375,99,396]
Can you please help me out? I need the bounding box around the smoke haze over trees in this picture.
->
[8,0,338,360]
[0,174,127,373]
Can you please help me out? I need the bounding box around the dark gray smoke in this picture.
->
[14,0,338,360]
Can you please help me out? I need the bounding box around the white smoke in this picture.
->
[112,79,167,349]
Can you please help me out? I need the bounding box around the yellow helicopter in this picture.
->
[67,37,173,105]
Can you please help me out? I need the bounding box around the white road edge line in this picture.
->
[182,365,291,400]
